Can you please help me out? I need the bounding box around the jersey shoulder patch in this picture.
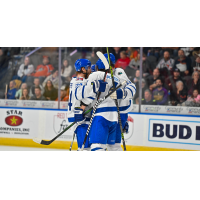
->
[76,77,84,81]
[115,68,125,75]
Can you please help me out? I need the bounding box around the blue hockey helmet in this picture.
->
[104,53,116,64]
[91,64,96,72]
[75,59,91,72]
[96,59,106,70]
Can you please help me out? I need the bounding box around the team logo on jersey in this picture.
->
[124,116,134,141]
[75,83,83,88]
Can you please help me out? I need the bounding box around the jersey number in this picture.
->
[68,91,73,111]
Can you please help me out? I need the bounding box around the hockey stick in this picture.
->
[69,132,76,151]
[107,47,126,151]
[33,82,125,145]
[80,51,109,150]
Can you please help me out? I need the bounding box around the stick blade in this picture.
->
[40,140,51,145]
[33,138,51,145]
[96,51,109,70]
[33,138,42,144]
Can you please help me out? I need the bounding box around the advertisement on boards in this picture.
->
[44,110,74,141]
[0,108,38,139]
[148,118,200,146]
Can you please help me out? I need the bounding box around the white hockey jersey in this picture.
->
[67,77,94,124]
[114,68,136,114]
[75,71,121,122]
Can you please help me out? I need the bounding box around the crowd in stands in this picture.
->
[1,47,200,107]
[110,47,200,107]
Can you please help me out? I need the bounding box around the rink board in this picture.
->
[0,107,200,150]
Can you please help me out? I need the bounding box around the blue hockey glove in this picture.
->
[110,88,125,100]
[92,80,108,93]
[98,80,108,92]
[74,107,85,122]
[123,121,129,133]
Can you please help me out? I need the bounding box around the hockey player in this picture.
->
[67,59,107,150]
[86,59,121,151]
[105,53,136,151]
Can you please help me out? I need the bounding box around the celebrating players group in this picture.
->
[67,53,136,151]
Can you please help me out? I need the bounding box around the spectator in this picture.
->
[15,83,28,99]
[187,71,200,96]
[126,53,140,78]
[129,53,140,68]
[30,87,46,101]
[20,88,30,100]
[16,57,34,83]
[43,80,58,101]
[90,51,99,64]
[165,68,186,93]
[134,78,148,104]
[192,48,200,57]
[152,79,168,105]
[112,47,123,60]
[5,81,17,99]
[146,47,161,61]
[174,50,192,76]
[142,89,157,105]
[160,47,179,57]
[115,51,130,69]
[43,70,62,89]
[171,81,187,106]
[61,59,73,83]
[55,85,69,101]
[185,89,200,107]
[141,53,151,78]
[127,47,138,60]
[156,51,174,79]
[133,69,140,84]
[181,47,194,57]
[30,78,44,97]
[31,56,54,83]
[147,68,162,91]
[192,54,200,72]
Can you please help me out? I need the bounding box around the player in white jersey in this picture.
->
[67,59,107,150]
[87,59,121,151]
[104,53,136,151]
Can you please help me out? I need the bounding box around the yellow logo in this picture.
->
[10,116,18,125]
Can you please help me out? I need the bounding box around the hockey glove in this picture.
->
[92,80,108,93]
[74,107,85,122]
[110,88,125,100]
[123,121,129,133]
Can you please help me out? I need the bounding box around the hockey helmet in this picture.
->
[91,64,96,72]
[104,53,116,64]
[75,59,91,72]
[96,59,106,70]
